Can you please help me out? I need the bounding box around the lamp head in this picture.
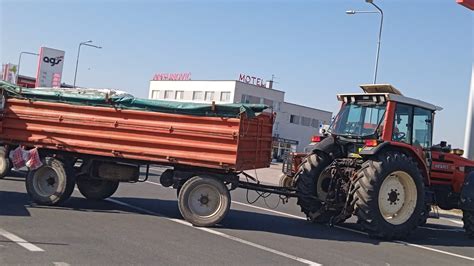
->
[346,10,356,14]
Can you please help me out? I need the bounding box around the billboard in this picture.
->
[1,63,18,84]
[35,47,65,88]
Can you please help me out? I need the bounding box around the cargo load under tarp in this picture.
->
[0,81,268,118]
[0,80,273,171]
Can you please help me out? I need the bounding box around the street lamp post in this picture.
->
[346,0,384,84]
[73,40,102,88]
[17,51,39,84]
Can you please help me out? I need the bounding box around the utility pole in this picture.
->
[457,0,474,159]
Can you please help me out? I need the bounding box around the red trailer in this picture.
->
[0,81,277,226]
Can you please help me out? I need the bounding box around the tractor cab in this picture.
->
[329,84,442,158]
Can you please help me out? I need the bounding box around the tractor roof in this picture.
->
[337,84,443,111]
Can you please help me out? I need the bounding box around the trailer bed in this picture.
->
[0,82,273,171]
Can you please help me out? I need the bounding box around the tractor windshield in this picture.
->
[329,103,386,138]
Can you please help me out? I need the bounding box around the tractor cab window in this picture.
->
[393,103,413,144]
[412,107,433,148]
[330,103,386,137]
[392,104,433,148]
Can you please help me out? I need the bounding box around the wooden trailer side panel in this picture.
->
[1,98,272,171]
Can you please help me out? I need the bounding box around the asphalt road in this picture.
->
[1,167,473,266]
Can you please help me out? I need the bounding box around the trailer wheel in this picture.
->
[295,152,335,223]
[353,151,425,240]
[26,157,76,205]
[178,176,230,227]
[0,147,11,179]
[463,210,474,239]
[77,177,119,200]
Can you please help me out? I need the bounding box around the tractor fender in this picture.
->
[460,172,474,211]
[311,135,343,159]
[360,142,430,185]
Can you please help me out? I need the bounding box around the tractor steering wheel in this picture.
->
[393,131,406,142]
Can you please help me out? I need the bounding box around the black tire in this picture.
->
[77,177,119,200]
[463,210,474,239]
[352,151,425,240]
[0,147,11,179]
[295,152,336,223]
[25,157,76,205]
[419,204,431,226]
[178,176,230,227]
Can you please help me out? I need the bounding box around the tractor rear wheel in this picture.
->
[352,151,425,239]
[463,210,474,239]
[295,152,336,223]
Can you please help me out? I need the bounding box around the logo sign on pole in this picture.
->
[1,63,18,84]
[35,47,65,88]
[152,72,191,81]
[238,73,267,88]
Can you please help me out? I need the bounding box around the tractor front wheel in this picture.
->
[295,152,338,223]
[353,151,425,239]
[463,210,474,239]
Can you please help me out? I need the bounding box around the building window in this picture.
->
[220,91,231,102]
[193,91,203,100]
[151,90,160,99]
[263,98,274,108]
[175,90,184,100]
[301,116,311,126]
[205,91,214,101]
[241,94,249,103]
[164,90,174,99]
[311,119,320,128]
[290,115,300,124]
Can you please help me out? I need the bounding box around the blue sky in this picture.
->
[1,0,473,147]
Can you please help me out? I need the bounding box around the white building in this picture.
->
[148,80,332,159]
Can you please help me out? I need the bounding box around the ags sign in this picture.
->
[35,47,65,88]
[238,73,267,88]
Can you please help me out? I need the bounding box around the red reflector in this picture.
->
[311,136,321,142]
[364,139,378,147]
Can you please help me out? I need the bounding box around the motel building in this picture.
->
[148,73,333,160]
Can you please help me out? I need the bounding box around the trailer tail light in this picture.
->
[364,139,379,147]
[311,136,322,143]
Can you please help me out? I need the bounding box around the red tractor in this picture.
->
[294,84,474,239]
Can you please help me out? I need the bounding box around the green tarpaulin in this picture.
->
[0,80,268,118]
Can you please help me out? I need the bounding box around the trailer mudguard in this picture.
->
[460,172,474,211]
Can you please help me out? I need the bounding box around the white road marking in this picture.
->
[105,197,321,266]
[144,180,474,261]
[53,262,71,266]
[393,241,474,262]
[231,201,474,261]
[419,226,464,232]
[0,228,44,252]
